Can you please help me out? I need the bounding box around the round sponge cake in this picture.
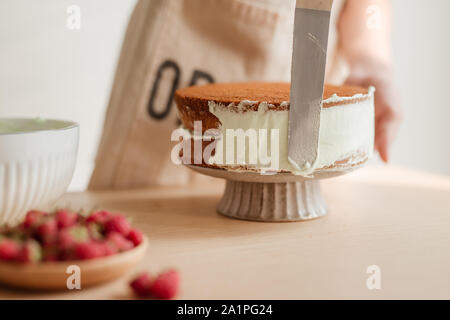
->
[174,82,375,175]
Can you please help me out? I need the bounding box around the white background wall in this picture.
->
[0,0,449,191]
[391,0,450,179]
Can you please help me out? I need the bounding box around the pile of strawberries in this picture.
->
[130,270,179,300]
[0,209,143,263]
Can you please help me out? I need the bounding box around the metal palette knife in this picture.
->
[288,0,333,172]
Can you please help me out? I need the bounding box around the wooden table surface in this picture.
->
[1,165,449,300]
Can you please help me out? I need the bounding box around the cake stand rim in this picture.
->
[185,164,364,183]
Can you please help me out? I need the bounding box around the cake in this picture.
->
[174,82,375,176]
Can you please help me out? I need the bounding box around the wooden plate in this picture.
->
[0,237,148,291]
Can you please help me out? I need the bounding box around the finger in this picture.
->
[375,127,390,163]
[375,112,402,163]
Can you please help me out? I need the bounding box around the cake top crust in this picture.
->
[175,82,371,110]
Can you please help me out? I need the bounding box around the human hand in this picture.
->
[346,66,403,163]
[339,0,402,163]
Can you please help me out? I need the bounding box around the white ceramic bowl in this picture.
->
[0,118,79,225]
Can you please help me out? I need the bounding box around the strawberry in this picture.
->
[56,209,78,229]
[23,210,47,230]
[58,226,89,250]
[98,242,117,256]
[35,217,58,244]
[58,230,75,251]
[74,241,105,260]
[58,226,90,260]
[17,240,42,263]
[149,270,180,300]
[87,222,104,240]
[104,215,131,236]
[68,226,89,242]
[127,229,143,247]
[0,238,21,261]
[86,210,113,225]
[106,232,134,252]
[130,273,153,297]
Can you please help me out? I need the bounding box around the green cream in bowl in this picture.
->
[0,118,77,134]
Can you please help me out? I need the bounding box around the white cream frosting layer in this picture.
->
[207,88,375,175]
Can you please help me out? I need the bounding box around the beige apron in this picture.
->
[89,0,347,190]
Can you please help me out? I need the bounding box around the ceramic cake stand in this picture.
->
[186,165,361,222]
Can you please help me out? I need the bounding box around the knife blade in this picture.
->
[288,0,333,173]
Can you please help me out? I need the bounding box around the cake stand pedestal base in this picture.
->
[218,180,327,222]
[186,165,359,222]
